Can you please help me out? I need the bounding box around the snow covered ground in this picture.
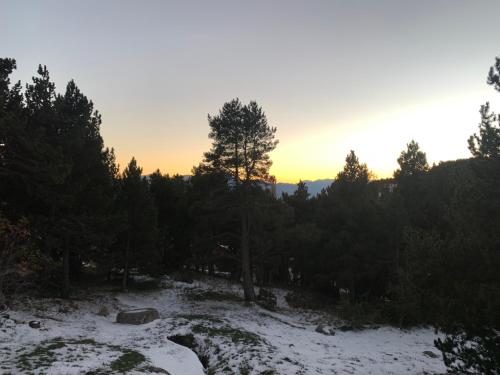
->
[0,276,446,374]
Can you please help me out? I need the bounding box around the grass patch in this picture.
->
[16,337,150,374]
[17,341,64,371]
[177,313,224,323]
[110,349,146,372]
[192,324,262,346]
[71,338,101,346]
[184,290,244,303]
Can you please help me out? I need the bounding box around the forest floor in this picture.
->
[0,275,446,374]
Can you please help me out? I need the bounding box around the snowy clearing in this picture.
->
[0,276,446,374]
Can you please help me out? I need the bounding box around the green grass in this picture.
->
[17,339,66,372]
[191,323,262,346]
[110,350,146,372]
[15,338,153,374]
[177,313,224,323]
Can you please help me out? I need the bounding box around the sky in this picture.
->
[2,0,500,182]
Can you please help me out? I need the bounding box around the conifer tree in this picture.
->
[149,170,190,270]
[468,102,500,159]
[336,150,369,185]
[334,150,370,200]
[54,79,115,297]
[203,99,278,301]
[487,56,500,92]
[118,158,157,290]
[394,140,429,179]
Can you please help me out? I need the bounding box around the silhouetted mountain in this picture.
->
[275,179,334,197]
[146,175,333,197]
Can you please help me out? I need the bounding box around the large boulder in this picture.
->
[116,308,159,325]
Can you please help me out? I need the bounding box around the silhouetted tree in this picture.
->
[54,79,116,297]
[117,158,157,290]
[203,99,278,301]
[394,140,429,179]
[468,102,500,159]
[336,150,369,184]
[149,170,191,271]
[188,164,238,275]
[252,188,292,285]
[283,181,320,286]
[487,56,500,92]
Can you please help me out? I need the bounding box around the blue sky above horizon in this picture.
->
[2,0,500,182]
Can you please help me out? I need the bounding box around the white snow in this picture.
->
[148,346,204,375]
[0,275,446,374]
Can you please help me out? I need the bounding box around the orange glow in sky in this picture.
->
[3,0,500,182]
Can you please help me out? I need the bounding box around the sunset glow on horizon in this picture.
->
[3,0,500,183]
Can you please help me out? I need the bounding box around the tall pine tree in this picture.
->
[203,99,278,301]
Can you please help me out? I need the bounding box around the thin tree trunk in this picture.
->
[349,271,356,304]
[62,247,70,299]
[0,282,6,308]
[241,208,255,301]
[122,236,130,292]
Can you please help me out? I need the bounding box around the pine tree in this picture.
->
[203,99,278,301]
[336,150,369,185]
[0,58,26,211]
[54,79,115,297]
[468,102,500,159]
[149,170,190,270]
[292,180,310,201]
[334,150,370,201]
[394,140,429,179]
[118,158,157,291]
[487,56,500,92]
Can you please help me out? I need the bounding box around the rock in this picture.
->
[315,324,335,335]
[315,324,325,333]
[97,306,110,317]
[256,288,277,311]
[116,308,159,325]
[28,320,41,329]
[168,334,196,349]
[423,350,440,359]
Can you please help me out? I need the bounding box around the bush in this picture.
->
[435,328,500,374]
[0,214,30,306]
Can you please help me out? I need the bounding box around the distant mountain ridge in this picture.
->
[155,174,334,197]
[275,179,334,197]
